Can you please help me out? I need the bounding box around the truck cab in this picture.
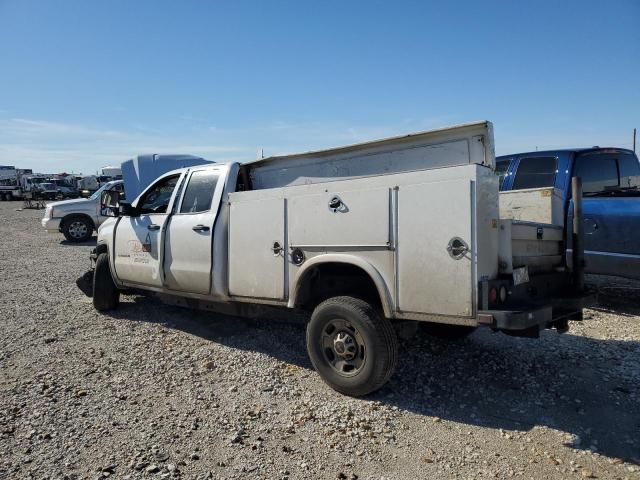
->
[497,148,640,279]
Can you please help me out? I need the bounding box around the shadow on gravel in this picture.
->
[59,237,97,247]
[589,289,640,318]
[107,294,640,463]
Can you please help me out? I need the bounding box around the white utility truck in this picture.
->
[78,121,590,396]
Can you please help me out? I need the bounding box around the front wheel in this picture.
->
[62,216,93,242]
[306,296,398,397]
[93,252,119,311]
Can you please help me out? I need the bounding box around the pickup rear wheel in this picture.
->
[307,296,398,397]
[93,252,120,311]
[62,216,93,242]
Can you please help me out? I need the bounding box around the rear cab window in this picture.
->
[512,156,558,190]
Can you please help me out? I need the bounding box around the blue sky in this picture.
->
[0,0,638,174]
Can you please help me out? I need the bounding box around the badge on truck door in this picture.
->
[512,266,529,286]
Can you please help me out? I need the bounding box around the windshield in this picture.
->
[89,182,116,200]
[39,183,55,189]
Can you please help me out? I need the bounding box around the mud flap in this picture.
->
[76,270,94,297]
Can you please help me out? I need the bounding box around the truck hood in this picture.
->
[48,198,92,209]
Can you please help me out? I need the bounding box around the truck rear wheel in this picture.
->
[62,216,93,242]
[306,296,398,397]
[93,252,119,311]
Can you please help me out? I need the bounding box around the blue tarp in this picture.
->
[121,154,213,201]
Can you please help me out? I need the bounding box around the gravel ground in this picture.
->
[0,202,639,480]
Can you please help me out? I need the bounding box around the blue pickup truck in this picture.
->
[496,147,640,280]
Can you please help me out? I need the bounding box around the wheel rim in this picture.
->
[68,221,88,239]
[321,318,366,377]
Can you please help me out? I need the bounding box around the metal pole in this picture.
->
[634,128,636,153]
[571,176,584,292]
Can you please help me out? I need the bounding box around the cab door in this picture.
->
[570,150,640,279]
[163,168,224,294]
[113,173,182,287]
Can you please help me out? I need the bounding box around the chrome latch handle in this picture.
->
[271,241,283,256]
[447,237,469,260]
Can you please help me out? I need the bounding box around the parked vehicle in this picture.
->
[496,148,640,279]
[0,167,34,200]
[78,121,590,396]
[42,180,125,242]
[99,166,122,178]
[42,154,209,241]
[0,166,19,200]
[77,175,100,197]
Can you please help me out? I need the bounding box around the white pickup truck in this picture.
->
[78,121,590,396]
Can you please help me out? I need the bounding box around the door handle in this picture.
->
[271,241,283,255]
[192,224,210,232]
[148,224,161,231]
[447,237,469,260]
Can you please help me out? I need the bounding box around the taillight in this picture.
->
[489,287,497,304]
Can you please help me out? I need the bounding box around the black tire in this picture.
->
[62,216,93,242]
[306,296,398,397]
[93,252,119,311]
[421,322,476,340]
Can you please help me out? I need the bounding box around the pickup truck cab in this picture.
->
[42,180,125,242]
[497,148,640,279]
[80,122,589,396]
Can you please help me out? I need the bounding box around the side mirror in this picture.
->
[101,191,121,217]
[119,201,138,217]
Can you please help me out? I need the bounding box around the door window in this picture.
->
[574,154,619,194]
[179,170,219,213]
[138,175,180,214]
[512,157,558,190]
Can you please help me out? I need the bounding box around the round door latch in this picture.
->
[291,248,305,266]
[271,241,283,256]
[446,237,469,260]
[328,195,343,212]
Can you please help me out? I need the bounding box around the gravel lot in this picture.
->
[1,202,639,480]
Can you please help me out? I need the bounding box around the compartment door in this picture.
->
[228,197,286,300]
[398,179,474,317]
[289,187,390,247]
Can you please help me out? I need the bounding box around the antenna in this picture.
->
[634,128,637,153]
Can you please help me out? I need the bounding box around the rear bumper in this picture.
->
[478,291,596,331]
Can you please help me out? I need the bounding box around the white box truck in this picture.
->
[77,121,590,396]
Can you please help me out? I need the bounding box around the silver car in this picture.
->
[42,180,125,242]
